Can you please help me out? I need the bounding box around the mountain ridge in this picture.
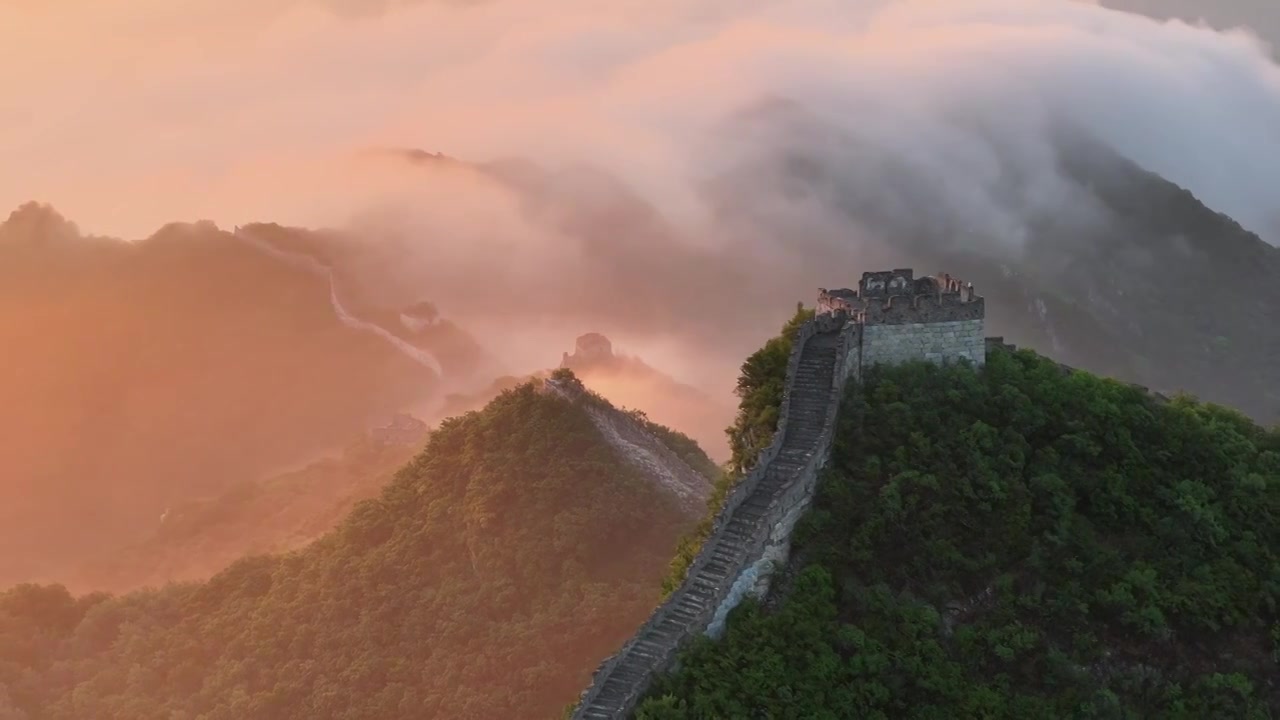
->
[0,371,715,720]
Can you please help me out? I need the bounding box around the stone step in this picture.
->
[702,560,731,578]
[613,667,644,684]
[789,400,828,407]
[600,677,633,697]
[685,588,716,606]
[689,579,719,597]
[791,399,831,407]
[714,532,745,549]
[668,606,698,625]
[676,594,704,612]
[709,547,740,565]
[712,531,745,547]
[634,639,662,656]
[770,459,807,471]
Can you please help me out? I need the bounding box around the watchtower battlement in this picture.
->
[818,269,983,326]
[818,269,986,371]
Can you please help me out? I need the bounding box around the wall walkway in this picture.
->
[571,317,857,719]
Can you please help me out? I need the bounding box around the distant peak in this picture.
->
[1,202,80,240]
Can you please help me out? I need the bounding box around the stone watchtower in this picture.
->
[818,268,985,378]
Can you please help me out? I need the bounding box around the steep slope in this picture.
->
[0,204,482,587]
[927,135,1280,425]
[0,374,714,720]
[637,347,1280,718]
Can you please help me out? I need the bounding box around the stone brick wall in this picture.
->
[705,326,854,638]
[862,319,986,369]
[838,321,862,383]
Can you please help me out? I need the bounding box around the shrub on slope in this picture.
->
[639,347,1280,719]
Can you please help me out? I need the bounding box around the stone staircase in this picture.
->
[572,327,843,720]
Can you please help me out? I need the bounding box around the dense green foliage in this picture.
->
[638,347,1280,718]
[0,378,711,720]
[659,305,813,596]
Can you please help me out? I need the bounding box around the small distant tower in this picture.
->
[561,333,615,369]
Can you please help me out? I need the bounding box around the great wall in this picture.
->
[571,269,989,719]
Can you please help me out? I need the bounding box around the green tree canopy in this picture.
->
[639,347,1280,719]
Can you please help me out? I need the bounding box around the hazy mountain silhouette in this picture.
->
[0,204,481,587]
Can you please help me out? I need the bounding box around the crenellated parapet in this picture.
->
[818,269,984,327]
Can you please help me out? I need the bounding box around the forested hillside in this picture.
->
[638,347,1280,718]
[0,376,713,720]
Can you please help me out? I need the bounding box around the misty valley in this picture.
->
[2,1,1279,719]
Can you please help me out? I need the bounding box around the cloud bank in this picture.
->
[3,0,1280,385]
